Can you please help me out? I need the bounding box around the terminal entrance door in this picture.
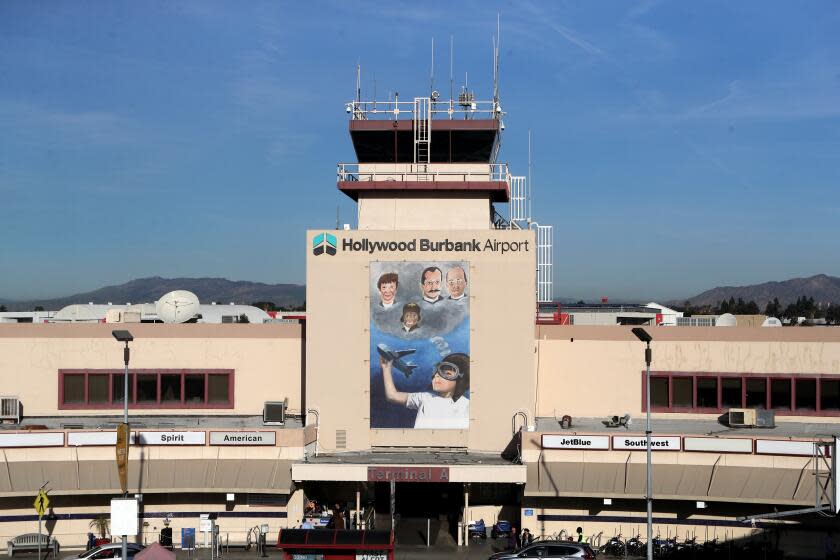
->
[374,481,463,546]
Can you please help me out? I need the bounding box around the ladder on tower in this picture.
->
[414,97,431,166]
[531,222,553,303]
[508,175,528,229]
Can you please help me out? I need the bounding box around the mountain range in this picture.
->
[679,274,840,308]
[0,277,305,312]
[2,274,838,312]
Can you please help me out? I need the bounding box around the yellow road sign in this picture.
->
[34,490,49,517]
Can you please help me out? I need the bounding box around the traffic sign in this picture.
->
[34,490,49,517]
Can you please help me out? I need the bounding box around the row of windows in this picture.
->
[59,370,234,408]
[647,373,840,415]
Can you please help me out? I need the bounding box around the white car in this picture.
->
[63,543,144,560]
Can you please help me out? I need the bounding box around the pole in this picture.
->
[645,341,653,560]
[123,342,129,560]
[38,515,42,560]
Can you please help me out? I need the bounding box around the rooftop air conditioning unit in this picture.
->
[755,409,776,428]
[728,408,757,428]
[0,396,21,424]
[263,401,286,425]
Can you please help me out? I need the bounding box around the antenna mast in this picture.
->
[430,37,435,96]
[356,64,361,103]
[528,130,533,223]
[449,36,454,102]
[494,13,501,104]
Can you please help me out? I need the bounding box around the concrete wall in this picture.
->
[535,326,840,421]
[0,323,303,417]
[306,229,536,453]
[357,193,492,230]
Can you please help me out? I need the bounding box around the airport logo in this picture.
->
[312,232,337,256]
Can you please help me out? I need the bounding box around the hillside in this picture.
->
[0,277,305,312]
[682,274,840,308]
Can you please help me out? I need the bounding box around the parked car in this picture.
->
[489,541,595,560]
[62,543,144,560]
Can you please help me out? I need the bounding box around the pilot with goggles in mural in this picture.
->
[380,352,470,429]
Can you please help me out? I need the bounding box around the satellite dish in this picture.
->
[155,290,200,324]
[716,313,737,327]
[762,317,782,327]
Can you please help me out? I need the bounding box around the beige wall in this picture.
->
[0,323,303,417]
[535,326,840,421]
[306,229,536,453]
[357,193,492,230]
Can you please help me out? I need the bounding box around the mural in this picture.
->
[369,261,470,429]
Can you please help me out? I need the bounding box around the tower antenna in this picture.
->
[430,37,435,96]
[528,130,533,222]
[494,13,501,104]
[356,63,361,103]
[449,36,454,102]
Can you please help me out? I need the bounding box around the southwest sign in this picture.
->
[612,436,681,451]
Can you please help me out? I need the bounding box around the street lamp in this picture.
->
[111,330,133,560]
[631,327,653,560]
[111,330,133,426]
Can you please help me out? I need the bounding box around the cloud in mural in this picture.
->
[429,336,451,358]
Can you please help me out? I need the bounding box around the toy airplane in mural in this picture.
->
[376,344,418,378]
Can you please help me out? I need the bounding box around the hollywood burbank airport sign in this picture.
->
[313,233,531,257]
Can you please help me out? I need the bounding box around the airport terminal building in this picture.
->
[1,90,840,558]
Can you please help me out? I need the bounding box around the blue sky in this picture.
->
[1,1,838,302]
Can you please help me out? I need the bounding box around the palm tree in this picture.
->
[90,515,110,539]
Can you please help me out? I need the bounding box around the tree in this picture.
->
[764,298,781,317]
[251,301,277,312]
[90,514,110,538]
[34,306,44,311]
[0,305,6,312]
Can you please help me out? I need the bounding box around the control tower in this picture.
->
[302,73,553,501]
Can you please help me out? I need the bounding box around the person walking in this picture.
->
[508,527,519,551]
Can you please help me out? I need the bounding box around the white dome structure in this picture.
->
[716,313,737,327]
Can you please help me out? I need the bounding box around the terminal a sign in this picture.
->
[367,466,449,482]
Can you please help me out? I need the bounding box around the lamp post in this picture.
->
[631,327,653,560]
[111,330,133,560]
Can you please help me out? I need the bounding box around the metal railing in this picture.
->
[337,163,509,183]
[347,98,502,120]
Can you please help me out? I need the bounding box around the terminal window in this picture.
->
[59,369,234,409]
[648,372,840,416]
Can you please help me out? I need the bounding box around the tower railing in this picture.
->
[346,99,502,120]
[337,163,509,183]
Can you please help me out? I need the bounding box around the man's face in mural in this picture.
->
[421,268,442,300]
[446,267,467,299]
[379,281,397,305]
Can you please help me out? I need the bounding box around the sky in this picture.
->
[1,1,839,302]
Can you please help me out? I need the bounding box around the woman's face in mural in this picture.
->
[379,281,397,304]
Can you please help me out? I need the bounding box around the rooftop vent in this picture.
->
[0,397,21,424]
